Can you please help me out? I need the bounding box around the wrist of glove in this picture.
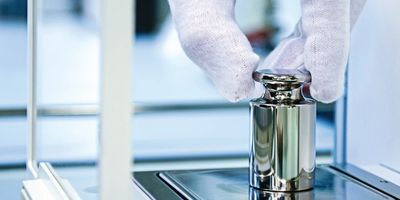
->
[168,0,367,103]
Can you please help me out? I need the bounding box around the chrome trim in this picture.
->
[0,102,334,117]
[0,102,247,117]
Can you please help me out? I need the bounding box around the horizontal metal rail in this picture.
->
[0,102,334,117]
[0,149,332,170]
[0,102,246,117]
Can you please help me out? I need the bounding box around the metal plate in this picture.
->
[134,165,398,200]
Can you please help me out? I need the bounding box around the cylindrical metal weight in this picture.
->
[249,69,316,192]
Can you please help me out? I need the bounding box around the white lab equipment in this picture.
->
[20,0,400,199]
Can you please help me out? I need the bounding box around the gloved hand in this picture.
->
[167,0,366,103]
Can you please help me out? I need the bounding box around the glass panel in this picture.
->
[0,0,27,167]
[346,0,400,184]
[0,1,27,107]
[35,0,99,198]
[0,1,27,167]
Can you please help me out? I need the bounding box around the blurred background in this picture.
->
[0,0,335,169]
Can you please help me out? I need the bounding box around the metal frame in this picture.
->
[25,0,136,198]
[24,0,90,199]
[27,0,38,179]
[334,96,347,164]
[0,101,335,117]
[0,102,248,117]
[98,0,134,199]
[334,67,349,164]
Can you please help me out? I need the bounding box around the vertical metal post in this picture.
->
[99,0,134,199]
[27,0,38,178]
[334,96,347,164]
[334,69,348,164]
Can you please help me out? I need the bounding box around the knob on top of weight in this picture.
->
[253,69,311,86]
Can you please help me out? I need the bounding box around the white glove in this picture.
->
[168,0,366,103]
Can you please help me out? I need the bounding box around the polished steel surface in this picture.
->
[253,69,311,86]
[250,69,316,191]
[249,101,316,191]
[147,166,395,200]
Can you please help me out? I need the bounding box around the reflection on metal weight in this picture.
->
[249,187,314,200]
[250,69,316,192]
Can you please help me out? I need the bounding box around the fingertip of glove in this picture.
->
[251,83,265,99]
[224,93,247,103]
[310,85,344,104]
[221,81,257,103]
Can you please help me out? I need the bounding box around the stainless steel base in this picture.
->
[133,164,400,200]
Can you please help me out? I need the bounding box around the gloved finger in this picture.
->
[168,0,260,102]
[303,0,367,103]
[256,0,366,103]
[301,0,351,103]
